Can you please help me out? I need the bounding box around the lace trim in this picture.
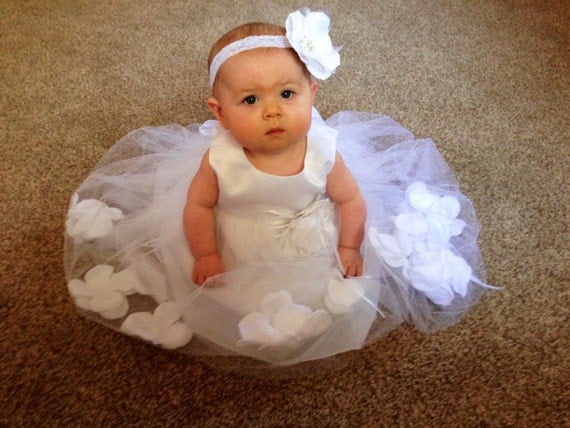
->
[209,35,291,87]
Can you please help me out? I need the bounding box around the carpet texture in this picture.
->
[2,0,568,425]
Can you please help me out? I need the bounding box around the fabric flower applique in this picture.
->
[65,194,124,244]
[285,8,341,80]
[238,290,332,348]
[262,199,336,257]
[324,278,364,314]
[120,302,193,350]
[404,181,466,246]
[68,264,150,319]
[406,247,472,306]
[370,181,474,306]
[288,200,336,255]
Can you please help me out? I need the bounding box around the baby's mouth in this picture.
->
[266,127,284,136]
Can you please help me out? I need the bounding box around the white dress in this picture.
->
[65,109,493,366]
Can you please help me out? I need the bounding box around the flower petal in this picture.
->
[407,182,438,212]
[370,232,409,268]
[260,290,293,316]
[448,218,466,237]
[238,312,282,345]
[67,209,98,237]
[425,216,452,246]
[83,213,114,240]
[152,301,182,327]
[409,250,453,285]
[99,299,129,320]
[447,253,472,297]
[299,310,331,338]
[304,11,331,38]
[285,9,340,80]
[67,278,92,298]
[90,290,126,312]
[395,212,428,235]
[65,216,87,238]
[440,196,461,219]
[160,322,193,349]
[107,207,125,222]
[325,279,363,314]
[394,229,414,257]
[65,199,123,241]
[84,265,114,288]
[67,200,101,229]
[271,303,312,337]
[109,268,144,295]
[422,285,455,306]
[121,312,159,343]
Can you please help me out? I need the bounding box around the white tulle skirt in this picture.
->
[64,111,492,367]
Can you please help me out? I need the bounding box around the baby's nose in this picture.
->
[263,102,281,118]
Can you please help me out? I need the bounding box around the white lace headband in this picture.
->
[209,36,291,87]
[208,8,341,88]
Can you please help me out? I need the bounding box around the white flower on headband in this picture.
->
[286,9,341,80]
[208,9,341,86]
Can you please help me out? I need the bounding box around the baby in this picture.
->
[65,9,493,361]
[183,21,366,285]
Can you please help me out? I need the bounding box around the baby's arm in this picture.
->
[183,150,224,285]
[326,153,366,277]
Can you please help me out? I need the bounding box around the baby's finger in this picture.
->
[192,271,207,286]
[355,263,363,277]
[344,263,356,277]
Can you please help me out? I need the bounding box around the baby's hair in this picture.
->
[208,22,311,92]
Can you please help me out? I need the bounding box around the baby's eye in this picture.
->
[243,95,257,105]
[281,90,293,99]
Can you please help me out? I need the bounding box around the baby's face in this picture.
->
[210,48,317,156]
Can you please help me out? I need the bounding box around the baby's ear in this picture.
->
[207,97,228,128]
[310,80,318,100]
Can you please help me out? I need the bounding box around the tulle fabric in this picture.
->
[330,112,488,333]
[64,111,490,368]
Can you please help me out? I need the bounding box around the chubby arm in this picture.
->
[183,150,224,285]
[326,153,367,277]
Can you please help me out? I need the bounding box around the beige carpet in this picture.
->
[2,0,568,425]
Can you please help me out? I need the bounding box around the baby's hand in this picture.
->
[338,246,363,277]
[192,253,224,286]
